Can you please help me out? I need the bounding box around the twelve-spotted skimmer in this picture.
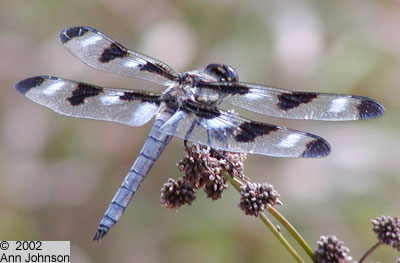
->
[15,26,384,241]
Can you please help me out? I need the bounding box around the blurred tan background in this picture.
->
[1,0,399,262]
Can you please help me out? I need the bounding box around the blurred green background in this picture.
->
[1,0,399,262]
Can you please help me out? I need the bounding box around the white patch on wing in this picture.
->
[100,92,124,105]
[243,92,264,101]
[100,96,120,105]
[124,56,147,68]
[130,103,157,126]
[81,35,102,47]
[328,98,348,113]
[124,60,141,68]
[43,82,64,96]
[278,134,302,148]
[204,117,232,130]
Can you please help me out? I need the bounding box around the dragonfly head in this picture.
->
[205,63,239,82]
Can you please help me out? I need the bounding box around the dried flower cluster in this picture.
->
[220,150,247,178]
[161,144,246,210]
[315,236,352,263]
[160,178,196,211]
[178,144,223,188]
[239,182,281,216]
[179,144,246,183]
[372,215,400,251]
[203,173,228,200]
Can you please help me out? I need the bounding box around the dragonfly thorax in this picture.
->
[175,64,239,106]
[192,88,221,105]
[173,71,222,106]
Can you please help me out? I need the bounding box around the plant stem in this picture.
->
[259,212,305,263]
[359,242,381,263]
[227,174,242,192]
[226,175,305,263]
[268,206,317,263]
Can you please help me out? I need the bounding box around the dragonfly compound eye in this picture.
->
[205,63,239,82]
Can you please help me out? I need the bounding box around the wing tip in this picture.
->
[301,138,331,158]
[59,26,91,44]
[357,98,385,120]
[15,76,46,95]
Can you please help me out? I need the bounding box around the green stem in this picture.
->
[267,206,317,263]
[227,175,242,192]
[359,242,381,263]
[226,175,305,263]
[259,212,305,263]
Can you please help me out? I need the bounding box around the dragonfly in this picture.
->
[15,26,384,241]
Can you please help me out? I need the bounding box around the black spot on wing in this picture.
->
[356,97,385,119]
[277,92,318,111]
[234,122,279,143]
[119,92,161,105]
[15,76,46,95]
[59,27,89,44]
[99,43,128,63]
[67,83,103,106]
[301,137,331,158]
[139,62,178,81]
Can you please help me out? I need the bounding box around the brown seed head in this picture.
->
[239,182,281,217]
[315,235,352,263]
[178,144,247,200]
[178,144,247,185]
[178,145,217,188]
[372,215,400,251]
[203,173,228,200]
[160,178,196,211]
[218,150,247,178]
